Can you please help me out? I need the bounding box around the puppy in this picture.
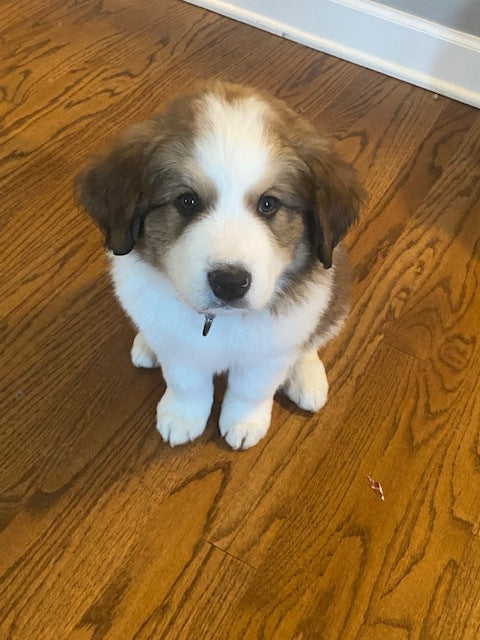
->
[77,82,364,450]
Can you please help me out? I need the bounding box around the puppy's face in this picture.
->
[78,83,364,314]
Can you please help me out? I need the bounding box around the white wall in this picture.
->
[377,0,480,36]
[185,0,480,107]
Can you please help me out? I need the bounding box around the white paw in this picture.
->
[156,390,207,447]
[131,333,159,369]
[219,399,272,450]
[221,420,270,450]
[284,351,328,412]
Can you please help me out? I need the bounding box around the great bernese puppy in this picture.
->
[77,82,364,450]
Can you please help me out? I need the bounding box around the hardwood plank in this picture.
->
[1,1,479,638]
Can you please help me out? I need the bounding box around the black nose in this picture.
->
[208,266,251,301]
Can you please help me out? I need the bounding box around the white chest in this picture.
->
[110,253,331,373]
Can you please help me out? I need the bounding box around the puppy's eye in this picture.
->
[175,192,202,215]
[258,195,280,216]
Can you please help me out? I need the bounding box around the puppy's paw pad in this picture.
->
[285,354,328,412]
[220,420,269,450]
[131,334,159,369]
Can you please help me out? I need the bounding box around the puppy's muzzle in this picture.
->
[208,266,251,302]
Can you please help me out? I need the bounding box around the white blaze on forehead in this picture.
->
[162,90,290,313]
[193,93,272,197]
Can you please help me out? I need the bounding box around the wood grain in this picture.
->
[1,1,479,638]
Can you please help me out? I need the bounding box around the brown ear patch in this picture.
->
[262,96,365,269]
[77,150,139,254]
[75,95,199,255]
[75,126,161,255]
[310,144,365,268]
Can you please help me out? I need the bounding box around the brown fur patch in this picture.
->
[260,92,365,268]
[76,91,210,256]
[306,244,351,349]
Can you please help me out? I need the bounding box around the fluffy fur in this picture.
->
[77,82,364,450]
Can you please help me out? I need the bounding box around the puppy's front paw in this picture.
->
[156,390,207,447]
[219,398,272,450]
[284,351,328,412]
[221,420,270,450]
[131,333,160,369]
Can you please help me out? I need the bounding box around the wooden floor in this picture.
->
[1,1,480,638]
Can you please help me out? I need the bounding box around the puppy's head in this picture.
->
[77,82,364,314]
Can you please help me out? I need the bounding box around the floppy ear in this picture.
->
[307,142,365,269]
[76,127,158,255]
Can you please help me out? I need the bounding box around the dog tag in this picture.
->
[202,314,215,337]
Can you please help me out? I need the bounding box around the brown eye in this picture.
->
[258,195,280,216]
[174,192,203,216]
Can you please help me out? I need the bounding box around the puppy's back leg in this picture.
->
[283,349,328,412]
[131,332,160,369]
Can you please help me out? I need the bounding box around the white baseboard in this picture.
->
[184,0,480,108]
